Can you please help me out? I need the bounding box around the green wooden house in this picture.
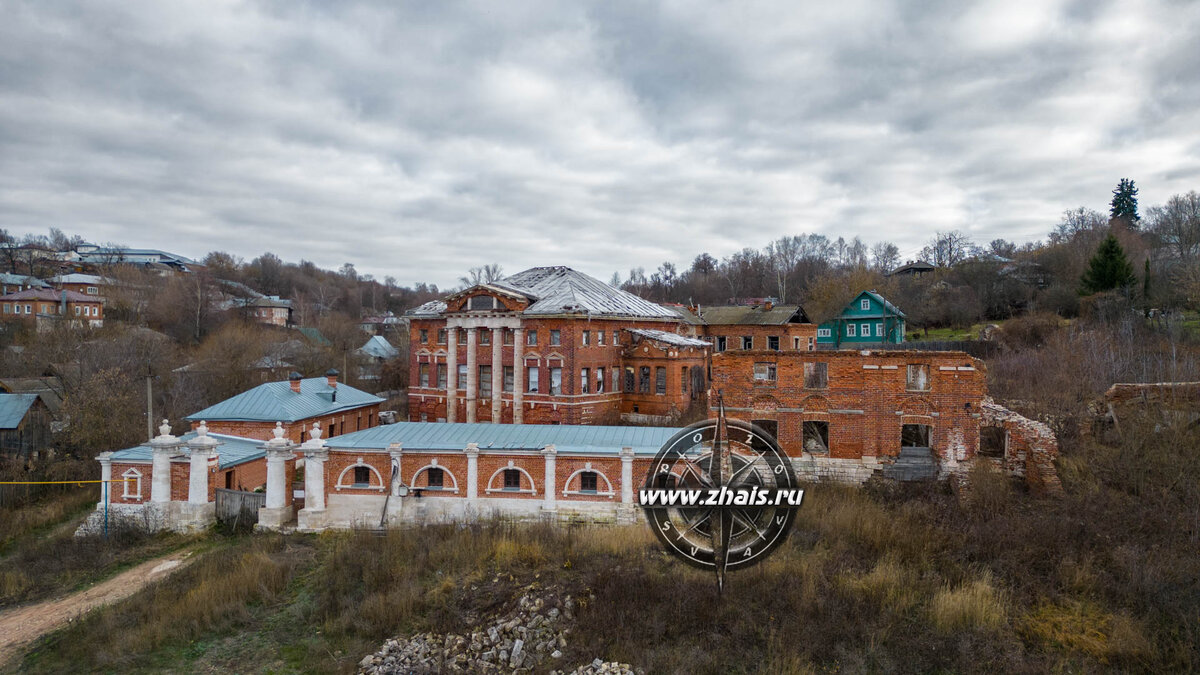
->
[816,290,906,348]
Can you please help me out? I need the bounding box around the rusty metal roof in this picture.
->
[627,328,710,347]
[696,304,810,325]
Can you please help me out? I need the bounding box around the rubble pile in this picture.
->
[357,585,642,675]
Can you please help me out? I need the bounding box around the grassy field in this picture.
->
[12,418,1200,674]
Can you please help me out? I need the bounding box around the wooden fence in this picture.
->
[215,488,265,527]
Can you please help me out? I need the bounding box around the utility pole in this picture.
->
[146,367,153,442]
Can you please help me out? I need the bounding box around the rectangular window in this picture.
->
[613,368,620,392]
[847,324,856,337]
[353,466,371,486]
[680,367,688,395]
[457,364,467,389]
[427,467,444,487]
[742,336,753,350]
[503,366,514,392]
[596,367,605,393]
[419,363,430,387]
[980,427,1006,458]
[527,330,538,346]
[906,364,930,391]
[437,364,447,389]
[87,287,98,295]
[437,329,447,344]
[420,329,429,342]
[479,365,492,397]
[503,330,513,345]
[549,367,562,395]
[580,368,590,394]
[793,336,801,349]
[480,331,491,345]
[803,421,830,453]
[875,323,883,337]
[580,472,598,493]
[612,330,619,345]
[768,336,779,351]
[808,337,815,351]
[582,330,590,346]
[754,362,777,381]
[716,336,727,352]
[817,328,831,338]
[624,367,635,393]
[527,366,540,392]
[597,330,605,345]
[655,367,666,394]
[550,329,561,346]
[861,298,870,310]
[74,306,81,316]
[861,323,870,337]
[804,362,828,389]
[503,468,521,490]
[639,366,651,393]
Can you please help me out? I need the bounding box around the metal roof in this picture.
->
[0,274,49,288]
[628,328,710,347]
[328,422,684,456]
[858,290,906,318]
[503,267,675,318]
[697,304,810,325]
[108,432,266,469]
[359,335,399,359]
[184,377,384,423]
[3,288,97,302]
[50,273,105,284]
[0,394,38,429]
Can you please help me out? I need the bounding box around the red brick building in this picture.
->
[0,288,104,328]
[407,267,820,426]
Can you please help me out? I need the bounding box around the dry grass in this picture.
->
[0,488,98,550]
[930,574,1008,634]
[1019,600,1152,665]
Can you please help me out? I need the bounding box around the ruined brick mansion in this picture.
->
[84,266,1058,534]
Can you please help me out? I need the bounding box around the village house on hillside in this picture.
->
[0,273,49,295]
[0,393,52,457]
[0,288,104,328]
[817,290,906,347]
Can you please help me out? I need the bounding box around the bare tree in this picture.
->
[1147,191,1200,261]
[459,263,504,287]
[871,242,900,273]
[921,231,972,268]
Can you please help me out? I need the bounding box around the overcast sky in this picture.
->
[1,1,1198,288]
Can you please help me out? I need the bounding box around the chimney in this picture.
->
[326,368,339,388]
[288,371,303,394]
[764,299,773,311]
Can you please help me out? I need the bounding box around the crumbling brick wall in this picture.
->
[980,398,1062,494]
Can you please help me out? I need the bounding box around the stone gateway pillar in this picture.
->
[149,419,180,504]
[97,452,113,507]
[181,421,220,531]
[542,444,557,514]
[259,421,297,531]
[619,446,637,523]
[297,424,329,531]
[465,443,480,502]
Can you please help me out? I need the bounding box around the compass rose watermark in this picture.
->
[640,397,803,592]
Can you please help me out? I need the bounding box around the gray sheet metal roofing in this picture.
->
[0,393,38,429]
[408,267,676,319]
[697,304,810,325]
[184,377,384,423]
[627,328,710,347]
[327,422,685,456]
[108,432,266,469]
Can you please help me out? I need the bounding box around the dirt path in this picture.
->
[0,547,196,666]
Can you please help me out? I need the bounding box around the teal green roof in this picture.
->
[0,393,38,429]
[185,377,383,423]
[328,422,684,456]
[108,432,266,469]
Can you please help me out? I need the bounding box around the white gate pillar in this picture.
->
[149,419,180,504]
[542,444,557,513]
[259,421,297,531]
[465,443,480,501]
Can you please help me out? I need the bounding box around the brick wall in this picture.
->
[711,350,987,461]
[703,323,818,353]
[195,404,381,444]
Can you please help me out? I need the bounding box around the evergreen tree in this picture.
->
[1110,178,1140,223]
[1080,234,1137,294]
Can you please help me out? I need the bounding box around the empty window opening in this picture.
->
[804,362,828,389]
[980,427,1006,458]
[906,365,930,391]
[803,421,829,453]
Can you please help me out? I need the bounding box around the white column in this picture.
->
[186,421,220,505]
[97,452,113,506]
[491,327,503,423]
[465,443,479,501]
[513,327,525,424]
[304,449,328,510]
[388,443,403,497]
[542,444,557,512]
[446,328,458,423]
[465,327,478,423]
[149,420,179,504]
[265,449,290,510]
[620,446,635,505]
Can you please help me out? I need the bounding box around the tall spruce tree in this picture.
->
[1080,233,1137,294]
[1110,178,1140,223]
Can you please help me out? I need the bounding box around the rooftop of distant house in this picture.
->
[2,288,101,303]
[0,273,49,288]
[184,375,384,423]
